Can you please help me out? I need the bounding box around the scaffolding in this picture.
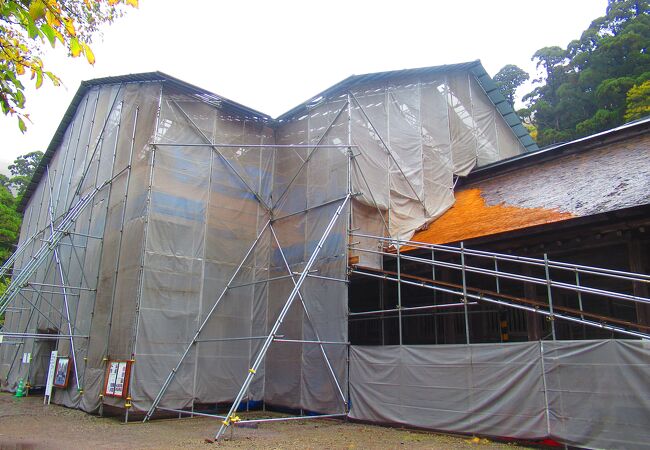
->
[141,93,356,436]
[349,234,650,342]
[0,93,135,393]
[1,68,647,446]
[0,82,141,408]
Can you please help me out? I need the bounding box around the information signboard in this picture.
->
[44,350,58,404]
[103,360,132,398]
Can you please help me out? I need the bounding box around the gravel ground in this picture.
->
[0,393,533,449]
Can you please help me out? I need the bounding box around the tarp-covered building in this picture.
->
[1,61,648,448]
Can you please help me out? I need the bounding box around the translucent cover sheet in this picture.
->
[348,71,524,245]
[2,67,527,418]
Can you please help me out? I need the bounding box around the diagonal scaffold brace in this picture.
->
[268,223,348,410]
[0,168,128,317]
[214,193,351,440]
[143,219,272,422]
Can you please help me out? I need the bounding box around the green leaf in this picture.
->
[26,19,39,39]
[35,70,43,89]
[40,23,56,47]
[45,71,60,87]
[17,117,26,133]
[28,1,46,20]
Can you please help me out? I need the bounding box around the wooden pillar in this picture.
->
[438,267,458,344]
[629,239,650,327]
[523,266,543,341]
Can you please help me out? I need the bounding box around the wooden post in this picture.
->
[628,239,650,327]
[523,266,543,341]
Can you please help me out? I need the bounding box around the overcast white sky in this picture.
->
[0,0,607,172]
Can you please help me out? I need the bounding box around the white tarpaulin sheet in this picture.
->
[350,340,650,449]
[2,66,527,420]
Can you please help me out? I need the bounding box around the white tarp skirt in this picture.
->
[350,340,650,449]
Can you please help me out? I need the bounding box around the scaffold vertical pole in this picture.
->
[215,194,350,441]
[396,236,403,346]
[461,241,470,344]
[544,253,557,340]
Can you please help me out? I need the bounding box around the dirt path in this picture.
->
[0,393,531,449]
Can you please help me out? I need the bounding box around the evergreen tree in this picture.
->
[522,0,650,146]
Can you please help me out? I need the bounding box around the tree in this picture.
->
[522,0,650,146]
[493,64,530,106]
[0,184,20,326]
[8,150,43,196]
[0,185,21,264]
[625,79,650,121]
[1,0,137,132]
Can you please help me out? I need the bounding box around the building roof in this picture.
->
[463,115,650,185]
[276,60,537,152]
[18,71,272,211]
[409,116,650,247]
[407,188,574,248]
[19,62,536,211]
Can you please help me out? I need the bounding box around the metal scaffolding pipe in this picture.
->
[273,339,349,345]
[0,333,88,339]
[157,407,226,419]
[235,413,347,424]
[150,143,357,149]
[352,246,650,306]
[351,232,650,283]
[349,302,476,317]
[25,282,95,292]
[196,336,267,343]
[350,269,650,340]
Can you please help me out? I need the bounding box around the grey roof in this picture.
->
[19,62,536,211]
[464,115,650,184]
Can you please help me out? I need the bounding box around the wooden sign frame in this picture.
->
[53,356,71,388]
[103,360,132,399]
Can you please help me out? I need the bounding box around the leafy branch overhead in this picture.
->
[0,0,137,132]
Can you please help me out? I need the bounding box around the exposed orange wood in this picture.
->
[408,188,575,247]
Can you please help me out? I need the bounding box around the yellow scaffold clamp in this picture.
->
[248,368,256,374]
[222,415,241,427]
[125,396,132,408]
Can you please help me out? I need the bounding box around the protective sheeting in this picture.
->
[131,90,276,411]
[349,340,650,449]
[266,96,349,413]
[0,81,159,413]
[130,85,349,415]
[348,71,525,254]
[2,66,527,419]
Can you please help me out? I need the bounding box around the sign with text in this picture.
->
[44,350,58,404]
[103,360,132,398]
